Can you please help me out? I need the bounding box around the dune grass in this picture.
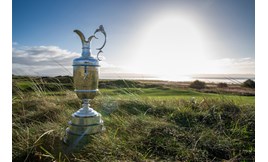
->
[12,76,255,161]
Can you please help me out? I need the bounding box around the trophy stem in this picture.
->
[82,99,90,108]
[73,99,98,117]
[81,99,93,114]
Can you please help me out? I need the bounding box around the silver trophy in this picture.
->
[64,25,107,145]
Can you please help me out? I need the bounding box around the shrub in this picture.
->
[189,80,206,89]
[217,82,228,88]
[242,79,255,88]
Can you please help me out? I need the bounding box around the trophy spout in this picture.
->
[74,30,93,58]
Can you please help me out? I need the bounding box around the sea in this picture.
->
[100,73,255,84]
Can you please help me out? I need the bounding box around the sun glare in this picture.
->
[125,11,212,78]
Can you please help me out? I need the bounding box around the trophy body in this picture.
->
[64,26,106,145]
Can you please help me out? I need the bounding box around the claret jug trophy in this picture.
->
[64,25,106,145]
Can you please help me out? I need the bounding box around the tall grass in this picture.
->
[12,76,255,161]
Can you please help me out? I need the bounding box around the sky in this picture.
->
[12,0,255,80]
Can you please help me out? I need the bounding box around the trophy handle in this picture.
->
[93,25,107,61]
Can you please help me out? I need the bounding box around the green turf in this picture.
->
[12,76,255,161]
[99,87,255,105]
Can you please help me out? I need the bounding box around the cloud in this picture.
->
[12,45,114,76]
[207,57,255,74]
[12,44,255,77]
[13,46,79,66]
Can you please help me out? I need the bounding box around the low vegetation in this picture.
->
[189,80,206,89]
[217,82,228,88]
[12,75,255,161]
[242,79,255,88]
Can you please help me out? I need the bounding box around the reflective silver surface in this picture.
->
[68,113,103,135]
[73,66,99,99]
[64,25,107,146]
[70,113,101,125]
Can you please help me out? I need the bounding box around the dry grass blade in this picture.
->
[34,129,54,145]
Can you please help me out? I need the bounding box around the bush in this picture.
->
[189,80,206,89]
[217,82,228,88]
[242,79,255,88]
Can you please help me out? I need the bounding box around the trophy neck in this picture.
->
[82,46,92,58]
[81,40,92,58]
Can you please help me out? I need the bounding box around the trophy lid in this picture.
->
[72,25,106,67]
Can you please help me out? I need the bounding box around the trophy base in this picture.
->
[64,109,105,146]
